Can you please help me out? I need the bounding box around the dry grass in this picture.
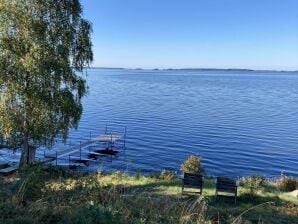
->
[0,165,297,223]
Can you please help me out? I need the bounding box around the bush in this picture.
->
[241,176,265,195]
[15,164,48,203]
[149,171,159,179]
[62,204,124,224]
[95,170,105,178]
[159,170,176,181]
[135,169,142,179]
[279,177,297,192]
[0,200,39,224]
[111,171,123,179]
[181,155,204,174]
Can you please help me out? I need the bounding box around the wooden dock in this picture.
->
[45,138,98,159]
[40,132,125,165]
[88,151,106,159]
[0,166,18,175]
[93,134,122,142]
[1,125,127,168]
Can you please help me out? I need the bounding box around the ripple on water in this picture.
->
[2,69,298,177]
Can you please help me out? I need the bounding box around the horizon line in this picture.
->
[85,66,298,72]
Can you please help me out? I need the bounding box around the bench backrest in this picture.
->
[183,173,203,188]
[216,177,237,193]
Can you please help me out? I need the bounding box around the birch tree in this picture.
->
[0,0,93,166]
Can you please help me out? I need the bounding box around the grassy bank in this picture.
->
[0,165,297,224]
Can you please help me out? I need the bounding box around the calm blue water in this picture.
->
[2,69,298,177]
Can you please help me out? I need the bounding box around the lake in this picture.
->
[2,69,298,177]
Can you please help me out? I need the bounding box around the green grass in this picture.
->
[0,165,297,224]
[99,173,298,223]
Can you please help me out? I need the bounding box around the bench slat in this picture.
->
[182,173,203,195]
[215,177,238,204]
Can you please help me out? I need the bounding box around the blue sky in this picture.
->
[81,0,298,70]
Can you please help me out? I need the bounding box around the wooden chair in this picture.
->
[182,173,203,195]
[215,177,238,204]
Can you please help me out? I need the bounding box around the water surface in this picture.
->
[2,69,298,177]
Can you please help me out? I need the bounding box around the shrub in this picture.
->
[159,170,176,181]
[181,155,204,174]
[95,170,105,178]
[135,169,142,179]
[111,171,123,179]
[279,177,297,192]
[62,204,124,224]
[149,171,159,179]
[241,176,265,195]
[15,164,48,203]
[0,200,39,224]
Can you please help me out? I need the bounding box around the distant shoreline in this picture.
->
[86,67,298,73]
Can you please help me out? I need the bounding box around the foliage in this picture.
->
[279,177,297,192]
[181,155,204,174]
[159,169,176,181]
[135,168,142,179]
[0,0,93,165]
[0,166,298,224]
[241,176,265,196]
[62,204,124,224]
[149,171,159,179]
[0,200,39,224]
[15,164,47,203]
[111,171,128,180]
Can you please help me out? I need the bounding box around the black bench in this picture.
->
[182,173,203,195]
[215,177,238,204]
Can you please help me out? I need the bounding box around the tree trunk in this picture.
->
[19,132,35,167]
[20,147,28,167]
[28,145,36,163]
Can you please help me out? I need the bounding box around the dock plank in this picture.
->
[42,133,123,163]
[93,134,122,142]
[45,133,123,159]
[0,166,18,174]
[45,138,99,159]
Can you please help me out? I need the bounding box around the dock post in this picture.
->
[110,131,113,150]
[69,155,70,167]
[80,141,82,160]
[56,151,58,166]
